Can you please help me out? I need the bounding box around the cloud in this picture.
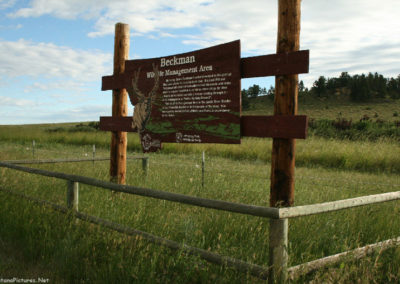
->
[0,39,112,82]
[0,0,16,9]
[36,104,110,123]
[0,105,109,124]
[0,95,37,107]
[7,0,400,87]
[0,23,22,30]
[23,80,88,93]
[0,38,112,124]
[7,0,110,19]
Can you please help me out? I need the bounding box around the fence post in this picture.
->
[67,181,79,211]
[92,144,96,167]
[201,151,205,188]
[269,218,288,283]
[32,140,35,158]
[142,157,149,176]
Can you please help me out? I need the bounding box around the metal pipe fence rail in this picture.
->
[1,161,400,282]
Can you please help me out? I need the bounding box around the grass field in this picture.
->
[0,138,400,282]
[1,124,399,174]
[1,96,400,282]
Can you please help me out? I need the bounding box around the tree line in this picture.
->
[242,72,400,108]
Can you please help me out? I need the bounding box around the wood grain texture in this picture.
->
[270,0,301,208]
[110,23,129,185]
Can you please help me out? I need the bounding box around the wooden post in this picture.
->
[110,23,129,184]
[269,1,301,282]
[270,0,301,208]
[67,181,79,211]
[269,218,288,284]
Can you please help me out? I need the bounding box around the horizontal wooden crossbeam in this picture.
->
[100,116,135,132]
[240,115,308,139]
[99,115,308,139]
[101,50,309,91]
[240,50,309,78]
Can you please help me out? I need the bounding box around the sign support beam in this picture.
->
[270,0,301,208]
[110,23,129,184]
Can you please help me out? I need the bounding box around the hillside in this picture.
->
[243,94,400,122]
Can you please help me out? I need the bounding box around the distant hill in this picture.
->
[243,94,400,123]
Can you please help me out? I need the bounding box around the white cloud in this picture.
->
[0,95,37,107]
[23,80,88,93]
[299,0,400,84]
[0,0,16,9]
[8,0,110,19]
[0,39,112,124]
[36,104,110,123]
[7,0,400,87]
[0,23,22,30]
[0,104,110,124]
[0,39,112,82]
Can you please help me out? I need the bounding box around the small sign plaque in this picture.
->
[125,40,241,152]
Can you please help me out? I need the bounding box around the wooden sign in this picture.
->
[121,41,241,152]
[101,40,310,153]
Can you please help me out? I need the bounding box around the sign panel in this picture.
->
[124,40,241,152]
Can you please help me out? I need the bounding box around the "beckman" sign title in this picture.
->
[160,55,196,67]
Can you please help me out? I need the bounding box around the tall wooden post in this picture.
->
[110,23,129,184]
[269,1,301,283]
[270,0,300,207]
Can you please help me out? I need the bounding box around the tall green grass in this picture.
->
[1,142,400,282]
[1,124,399,174]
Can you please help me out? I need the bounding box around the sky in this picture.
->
[0,0,399,125]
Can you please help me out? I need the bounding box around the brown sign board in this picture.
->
[119,40,241,152]
[100,40,310,152]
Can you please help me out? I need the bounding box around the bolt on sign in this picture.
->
[106,41,241,152]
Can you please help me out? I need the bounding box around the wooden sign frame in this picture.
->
[101,45,309,141]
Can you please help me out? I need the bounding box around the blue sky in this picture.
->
[1,0,399,124]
